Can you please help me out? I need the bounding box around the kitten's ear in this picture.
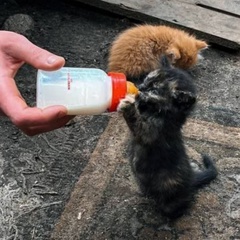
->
[165,46,181,64]
[172,91,196,110]
[161,55,172,69]
[196,40,208,50]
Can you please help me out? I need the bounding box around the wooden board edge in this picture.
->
[72,0,240,50]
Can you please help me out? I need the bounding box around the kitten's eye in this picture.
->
[138,84,145,91]
[167,77,176,82]
[151,89,159,95]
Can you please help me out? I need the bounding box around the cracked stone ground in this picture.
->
[0,0,239,239]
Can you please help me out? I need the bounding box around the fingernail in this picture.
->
[47,55,57,64]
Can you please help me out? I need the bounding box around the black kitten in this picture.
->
[118,56,218,219]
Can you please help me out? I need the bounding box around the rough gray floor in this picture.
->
[51,115,240,240]
[0,0,239,240]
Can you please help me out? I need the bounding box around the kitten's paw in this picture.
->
[173,90,195,102]
[117,94,136,112]
[172,90,196,109]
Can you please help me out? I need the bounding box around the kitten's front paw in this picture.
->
[172,90,196,108]
[117,94,135,112]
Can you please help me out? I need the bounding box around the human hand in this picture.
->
[0,31,74,136]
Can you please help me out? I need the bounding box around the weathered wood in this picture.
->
[178,0,240,17]
[196,0,240,18]
[73,0,240,50]
[177,0,240,17]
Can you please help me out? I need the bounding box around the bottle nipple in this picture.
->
[126,81,139,95]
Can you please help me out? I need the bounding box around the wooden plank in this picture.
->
[196,0,240,18]
[73,0,240,50]
[176,0,240,17]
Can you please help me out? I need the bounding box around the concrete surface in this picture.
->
[0,0,239,239]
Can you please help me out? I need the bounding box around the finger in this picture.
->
[2,31,65,71]
[13,106,71,128]
[21,115,75,136]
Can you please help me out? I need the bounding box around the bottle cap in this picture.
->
[108,72,127,111]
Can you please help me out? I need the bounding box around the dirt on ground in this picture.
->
[0,0,239,240]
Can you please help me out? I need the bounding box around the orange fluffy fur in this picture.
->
[108,25,208,79]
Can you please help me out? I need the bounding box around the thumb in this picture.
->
[2,31,65,70]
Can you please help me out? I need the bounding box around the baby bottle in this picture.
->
[36,67,138,115]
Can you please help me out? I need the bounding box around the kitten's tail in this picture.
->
[192,155,218,188]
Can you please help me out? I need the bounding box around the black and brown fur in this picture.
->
[118,56,217,219]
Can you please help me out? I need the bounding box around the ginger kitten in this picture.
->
[108,25,208,82]
[117,56,217,219]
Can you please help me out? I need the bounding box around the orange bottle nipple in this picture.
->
[126,81,139,95]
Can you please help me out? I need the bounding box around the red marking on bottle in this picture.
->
[67,73,72,90]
